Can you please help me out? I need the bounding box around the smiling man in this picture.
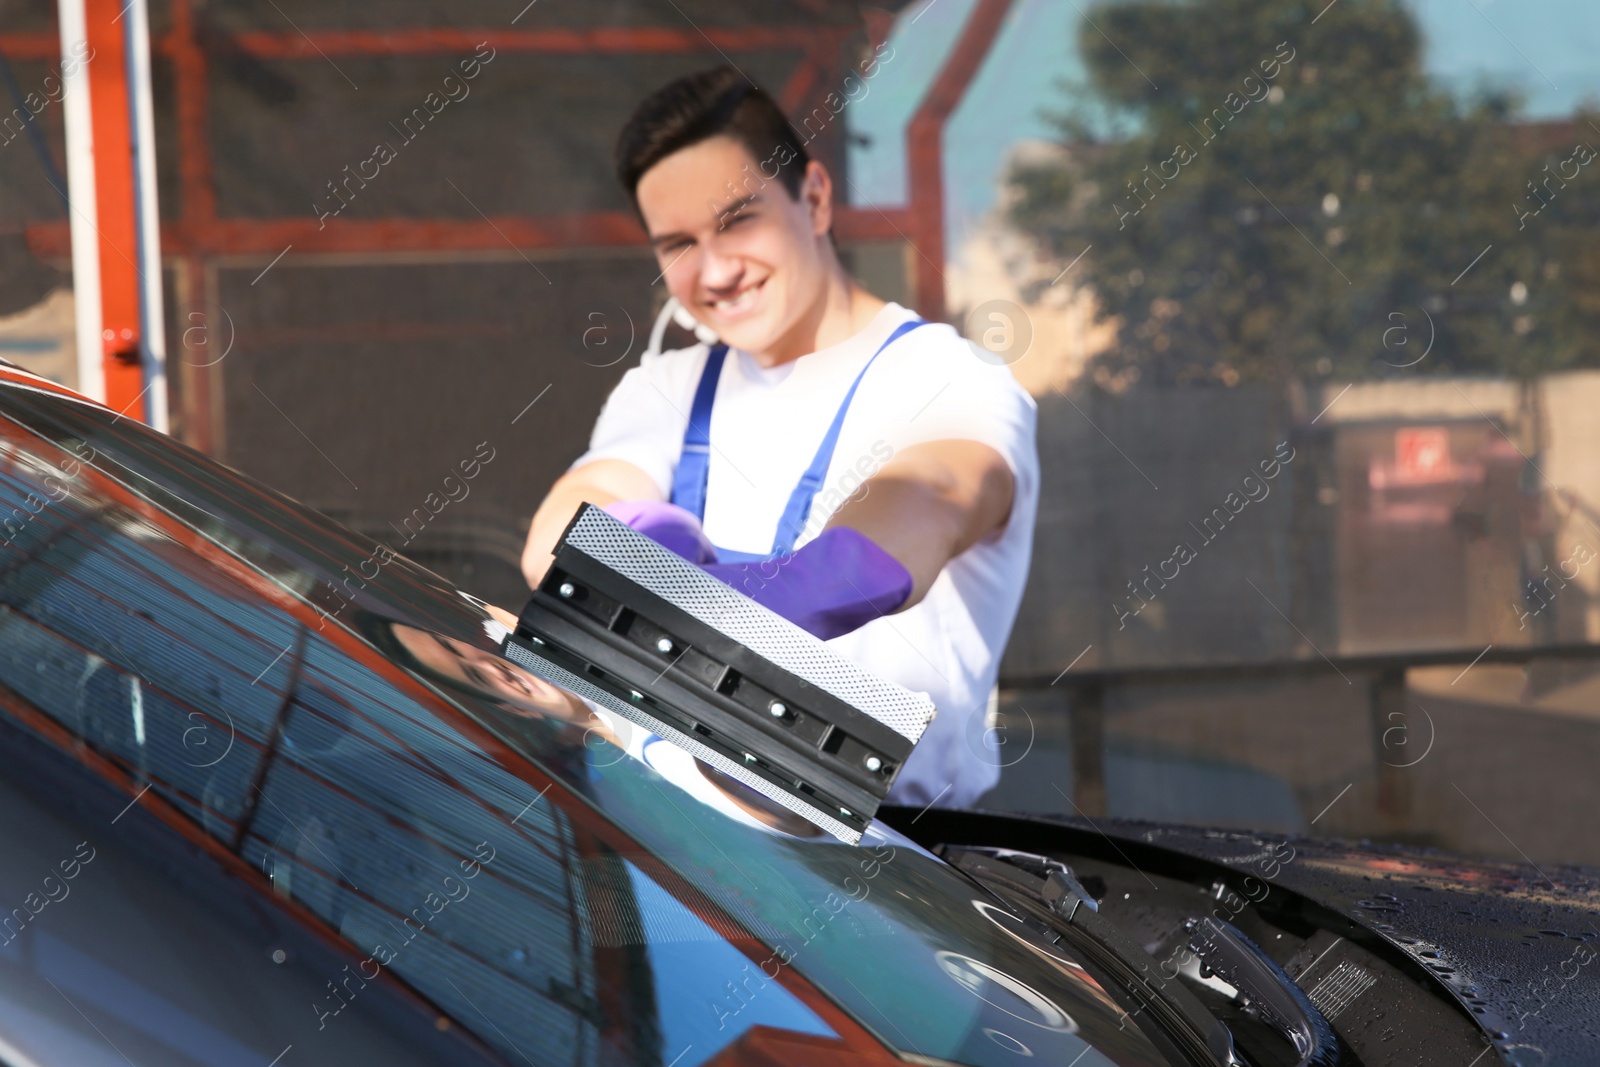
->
[521,66,1038,808]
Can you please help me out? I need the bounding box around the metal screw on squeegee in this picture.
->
[865,756,883,772]
[769,701,787,719]
[558,582,576,599]
[656,637,673,654]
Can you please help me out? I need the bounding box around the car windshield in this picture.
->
[0,378,1171,1067]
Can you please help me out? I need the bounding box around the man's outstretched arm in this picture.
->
[524,441,1013,641]
[824,439,1015,609]
[693,438,1016,639]
[520,458,661,588]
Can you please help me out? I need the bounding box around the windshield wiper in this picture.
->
[938,845,1239,1067]
[942,846,1358,1067]
[1181,915,1353,1067]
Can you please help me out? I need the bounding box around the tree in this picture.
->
[1008,0,1600,388]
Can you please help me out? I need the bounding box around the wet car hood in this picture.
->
[1063,816,1600,1067]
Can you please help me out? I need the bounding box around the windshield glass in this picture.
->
[0,378,1170,1066]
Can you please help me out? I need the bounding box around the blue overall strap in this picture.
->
[669,343,728,521]
[770,318,928,555]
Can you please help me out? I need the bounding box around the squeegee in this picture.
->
[502,504,936,843]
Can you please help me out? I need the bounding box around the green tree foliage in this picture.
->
[1008,0,1600,387]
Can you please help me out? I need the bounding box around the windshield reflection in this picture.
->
[0,382,1170,1066]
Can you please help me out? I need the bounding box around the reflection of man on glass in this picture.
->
[391,619,824,837]
[391,619,615,733]
[519,67,1039,807]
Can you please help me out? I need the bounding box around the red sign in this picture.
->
[1396,427,1451,481]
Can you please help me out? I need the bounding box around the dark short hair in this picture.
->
[615,66,811,210]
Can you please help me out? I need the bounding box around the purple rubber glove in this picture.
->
[603,500,719,565]
[703,527,913,640]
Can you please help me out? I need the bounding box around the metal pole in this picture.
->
[56,0,163,426]
[55,0,103,401]
[124,0,168,432]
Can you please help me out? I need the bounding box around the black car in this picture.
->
[0,366,1591,1067]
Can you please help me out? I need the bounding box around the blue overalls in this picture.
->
[670,319,928,563]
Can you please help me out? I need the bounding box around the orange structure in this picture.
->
[40,0,161,422]
[12,0,1012,450]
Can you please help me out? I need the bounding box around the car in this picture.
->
[0,362,1588,1067]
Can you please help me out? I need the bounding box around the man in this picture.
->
[521,66,1037,808]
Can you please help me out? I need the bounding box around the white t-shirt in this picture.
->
[572,302,1039,809]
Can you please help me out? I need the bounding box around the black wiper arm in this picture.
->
[938,845,1239,1067]
[1183,917,1353,1067]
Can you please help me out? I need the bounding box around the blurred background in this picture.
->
[4,0,1600,865]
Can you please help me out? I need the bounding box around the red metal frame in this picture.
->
[227,25,855,58]
[167,0,219,452]
[81,0,148,416]
[26,208,914,257]
[906,0,1016,324]
[777,37,831,113]
[10,1,1006,448]
[0,32,57,59]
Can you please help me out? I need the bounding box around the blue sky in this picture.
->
[847,0,1600,253]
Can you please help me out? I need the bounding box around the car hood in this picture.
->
[1067,816,1600,1067]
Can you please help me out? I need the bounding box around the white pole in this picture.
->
[124,0,168,432]
[56,0,103,402]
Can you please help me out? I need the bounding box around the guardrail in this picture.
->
[1001,641,1600,818]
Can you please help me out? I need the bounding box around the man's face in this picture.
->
[636,135,832,359]
[391,624,593,724]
